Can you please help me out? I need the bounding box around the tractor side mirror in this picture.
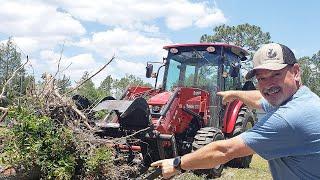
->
[146,64,153,78]
[229,62,240,78]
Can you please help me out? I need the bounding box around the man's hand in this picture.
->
[217,90,263,110]
[151,158,178,179]
[217,91,237,105]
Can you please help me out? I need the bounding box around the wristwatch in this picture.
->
[173,156,182,171]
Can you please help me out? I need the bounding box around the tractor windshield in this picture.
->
[165,48,220,92]
[162,44,244,127]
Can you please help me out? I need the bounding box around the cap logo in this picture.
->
[266,49,277,59]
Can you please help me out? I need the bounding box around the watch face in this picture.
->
[173,157,181,167]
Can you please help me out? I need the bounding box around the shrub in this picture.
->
[0,106,116,179]
[85,146,113,178]
[0,107,76,179]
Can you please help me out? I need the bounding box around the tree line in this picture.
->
[74,72,151,103]
[0,39,151,105]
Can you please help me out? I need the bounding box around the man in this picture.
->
[151,43,320,179]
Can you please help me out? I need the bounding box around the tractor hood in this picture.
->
[148,91,172,105]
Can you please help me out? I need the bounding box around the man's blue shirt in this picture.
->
[240,86,320,179]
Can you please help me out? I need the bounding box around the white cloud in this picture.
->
[89,58,148,87]
[133,23,160,33]
[6,37,39,54]
[35,50,147,87]
[54,0,226,30]
[39,50,66,64]
[195,9,227,28]
[75,28,170,58]
[65,53,97,70]
[0,1,85,37]
[0,1,86,54]
[113,59,146,77]
[0,0,227,86]
[36,50,99,82]
[165,16,193,31]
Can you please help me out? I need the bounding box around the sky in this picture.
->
[0,0,319,86]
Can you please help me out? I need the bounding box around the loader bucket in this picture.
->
[94,97,151,130]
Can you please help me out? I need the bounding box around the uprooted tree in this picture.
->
[0,39,146,179]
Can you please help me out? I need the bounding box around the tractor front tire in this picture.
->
[227,107,255,168]
[192,127,224,178]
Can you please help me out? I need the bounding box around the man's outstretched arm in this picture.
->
[217,90,263,110]
[151,136,255,179]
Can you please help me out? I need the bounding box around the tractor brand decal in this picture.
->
[185,104,200,109]
[193,91,201,96]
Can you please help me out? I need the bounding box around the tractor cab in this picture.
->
[147,43,248,127]
[162,43,247,91]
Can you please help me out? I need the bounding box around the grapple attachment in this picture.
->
[94,97,151,130]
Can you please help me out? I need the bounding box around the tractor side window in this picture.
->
[184,66,196,87]
[166,60,194,90]
[223,65,233,90]
[184,64,218,91]
[223,52,241,90]
[196,65,218,91]
[166,60,181,90]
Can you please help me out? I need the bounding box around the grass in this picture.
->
[175,155,272,180]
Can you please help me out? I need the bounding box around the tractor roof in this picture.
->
[163,43,249,57]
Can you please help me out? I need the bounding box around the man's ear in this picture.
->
[292,63,301,82]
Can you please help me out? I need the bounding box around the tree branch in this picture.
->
[0,56,29,100]
[64,55,115,95]
[53,90,94,130]
[54,43,65,78]
[0,107,8,122]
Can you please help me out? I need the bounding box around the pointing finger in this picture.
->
[216,91,224,96]
[151,160,164,167]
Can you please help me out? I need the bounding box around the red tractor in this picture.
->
[93,43,257,178]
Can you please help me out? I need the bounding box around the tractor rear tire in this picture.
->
[227,106,255,168]
[192,127,224,178]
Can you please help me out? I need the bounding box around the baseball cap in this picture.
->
[245,43,297,79]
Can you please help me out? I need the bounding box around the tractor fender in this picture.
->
[222,100,244,134]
